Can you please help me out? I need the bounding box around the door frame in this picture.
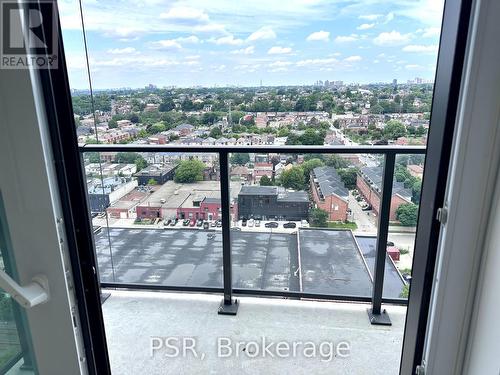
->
[37,0,474,374]
[30,2,112,373]
[399,0,474,373]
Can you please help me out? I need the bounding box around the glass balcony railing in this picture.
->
[79,143,425,322]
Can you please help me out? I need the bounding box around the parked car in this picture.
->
[164,219,171,226]
[248,219,254,227]
[216,220,222,228]
[283,222,296,229]
[387,241,395,247]
[210,221,217,227]
[231,227,241,231]
[241,218,247,227]
[203,222,209,230]
[361,204,372,211]
[196,219,203,227]
[265,222,279,228]
[170,218,178,226]
[182,219,190,226]
[189,219,196,227]
[254,220,261,227]
[300,220,309,228]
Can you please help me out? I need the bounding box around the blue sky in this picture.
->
[59,0,444,89]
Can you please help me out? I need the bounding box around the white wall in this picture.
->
[463,135,500,374]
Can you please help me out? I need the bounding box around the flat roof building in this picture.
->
[133,164,177,185]
[237,185,309,221]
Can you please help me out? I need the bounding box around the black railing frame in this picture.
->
[79,143,425,321]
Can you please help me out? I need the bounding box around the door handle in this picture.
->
[0,269,49,308]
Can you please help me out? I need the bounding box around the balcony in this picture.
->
[80,143,424,373]
[102,290,407,374]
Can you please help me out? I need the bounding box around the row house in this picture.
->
[357,166,413,221]
[310,167,349,222]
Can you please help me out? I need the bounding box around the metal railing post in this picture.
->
[217,150,238,315]
[367,152,396,325]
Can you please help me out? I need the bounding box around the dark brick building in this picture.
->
[237,186,309,221]
[133,164,177,185]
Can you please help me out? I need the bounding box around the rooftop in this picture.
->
[87,176,131,195]
[239,186,309,203]
[94,228,405,298]
[360,166,412,199]
[137,180,241,209]
[133,164,177,177]
[312,166,349,200]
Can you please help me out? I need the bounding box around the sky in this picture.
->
[59,0,445,89]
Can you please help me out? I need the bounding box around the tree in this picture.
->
[309,208,328,227]
[301,158,324,185]
[148,122,166,134]
[230,153,250,165]
[0,292,14,321]
[147,178,157,185]
[159,98,175,112]
[135,156,148,172]
[259,175,273,186]
[300,128,325,145]
[209,127,222,138]
[201,112,219,125]
[129,113,140,123]
[396,203,419,226]
[116,152,139,164]
[88,152,100,163]
[174,159,205,183]
[108,119,118,129]
[279,167,305,190]
[384,120,407,140]
[338,167,358,189]
[324,154,349,169]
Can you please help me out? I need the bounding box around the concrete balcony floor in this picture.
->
[102,290,406,374]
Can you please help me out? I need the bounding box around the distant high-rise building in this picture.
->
[392,79,398,86]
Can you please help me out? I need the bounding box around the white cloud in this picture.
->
[269,61,292,67]
[230,46,255,55]
[359,14,382,21]
[268,46,292,54]
[193,23,227,35]
[405,64,422,70]
[402,44,438,53]
[344,55,362,62]
[175,35,200,44]
[385,12,394,23]
[357,23,374,30]
[160,7,209,23]
[306,30,330,42]
[107,47,137,54]
[211,35,244,45]
[422,27,441,38]
[373,31,412,46]
[151,39,183,49]
[247,26,276,41]
[296,57,338,67]
[334,35,358,43]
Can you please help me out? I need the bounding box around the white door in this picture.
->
[0,47,87,374]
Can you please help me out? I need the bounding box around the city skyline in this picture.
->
[59,0,444,89]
